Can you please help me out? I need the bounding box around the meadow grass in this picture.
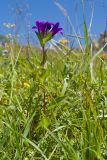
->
[0,39,107,160]
[0,17,107,160]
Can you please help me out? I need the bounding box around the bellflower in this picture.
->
[32,21,62,46]
[32,20,62,66]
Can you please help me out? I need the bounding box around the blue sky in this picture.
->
[0,0,107,44]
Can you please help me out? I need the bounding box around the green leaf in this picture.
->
[84,21,90,54]
[39,115,49,128]
[23,110,36,138]
[42,32,52,45]
[35,31,44,46]
[35,32,52,47]
[61,77,68,96]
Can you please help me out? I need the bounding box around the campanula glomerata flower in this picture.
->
[32,20,62,66]
[32,21,62,46]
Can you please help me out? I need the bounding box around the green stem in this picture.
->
[43,91,46,113]
[41,45,46,66]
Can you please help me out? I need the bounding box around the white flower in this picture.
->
[3,23,16,28]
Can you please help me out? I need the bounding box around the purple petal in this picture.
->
[41,22,47,34]
[60,32,63,35]
[51,22,62,36]
[46,22,53,31]
[53,22,60,28]
[36,21,41,32]
[51,23,59,34]
[36,21,40,27]
[32,26,37,29]
[36,21,47,34]
[36,21,54,34]
[32,21,62,39]
[48,22,54,25]
[53,28,62,36]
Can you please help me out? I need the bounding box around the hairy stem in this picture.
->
[41,45,46,66]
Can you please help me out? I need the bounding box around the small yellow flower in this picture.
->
[23,82,30,88]
[59,39,69,45]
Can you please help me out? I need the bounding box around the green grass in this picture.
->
[0,28,107,159]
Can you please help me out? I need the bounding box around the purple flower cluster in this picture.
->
[32,21,62,46]
[32,21,62,37]
[32,20,62,66]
